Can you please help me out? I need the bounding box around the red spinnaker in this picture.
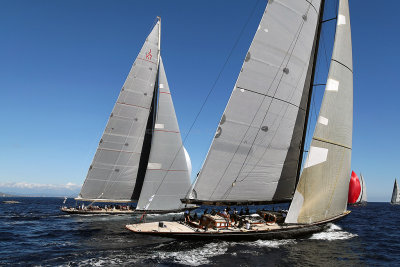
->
[348,171,361,204]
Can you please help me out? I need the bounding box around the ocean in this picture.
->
[0,197,399,266]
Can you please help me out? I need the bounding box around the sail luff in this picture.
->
[286,0,353,224]
[187,0,323,204]
[136,57,192,211]
[77,20,161,202]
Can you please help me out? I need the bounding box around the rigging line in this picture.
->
[218,3,313,199]
[322,17,337,23]
[146,0,264,205]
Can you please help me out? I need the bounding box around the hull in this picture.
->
[125,211,350,240]
[348,201,367,206]
[60,206,197,215]
[61,207,135,215]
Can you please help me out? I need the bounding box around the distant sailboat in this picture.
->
[348,171,367,205]
[127,0,355,239]
[391,179,400,205]
[356,173,367,204]
[62,18,193,214]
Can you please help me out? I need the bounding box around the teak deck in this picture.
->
[125,211,350,240]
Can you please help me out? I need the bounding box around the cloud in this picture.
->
[0,182,81,190]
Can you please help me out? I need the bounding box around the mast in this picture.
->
[131,17,162,201]
[295,0,326,187]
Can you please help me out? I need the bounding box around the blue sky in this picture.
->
[0,0,398,201]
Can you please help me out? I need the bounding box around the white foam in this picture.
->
[309,223,357,241]
[247,239,296,248]
[155,242,229,266]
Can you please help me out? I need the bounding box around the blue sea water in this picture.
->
[0,197,399,266]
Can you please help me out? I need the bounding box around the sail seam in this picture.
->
[117,102,150,110]
[137,57,157,65]
[146,169,188,172]
[154,129,179,133]
[85,178,133,183]
[98,147,140,154]
[331,59,353,73]
[236,86,306,111]
[313,137,351,150]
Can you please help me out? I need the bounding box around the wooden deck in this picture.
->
[126,220,290,234]
[125,211,351,240]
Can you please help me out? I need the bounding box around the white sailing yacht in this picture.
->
[391,179,400,205]
[126,0,355,239]
[62,18,193,214]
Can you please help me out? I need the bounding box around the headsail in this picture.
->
[286,0,353,223]
[356,173,367,203]
[136,58,192,211]
[360,173,367,202]
[391,179,400,204]
[186,0,323,204]
[77,20,161,202]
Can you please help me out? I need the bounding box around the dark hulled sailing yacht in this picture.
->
[126,0,355,238]
[62,18,195,214]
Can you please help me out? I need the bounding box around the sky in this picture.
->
[0,0,399,201]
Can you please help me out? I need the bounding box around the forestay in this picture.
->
[77,21,161,202]
[136,58,192,211]
[188,0,322,203]
[286,0,353,223]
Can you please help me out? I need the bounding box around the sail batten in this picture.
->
[78,20,161,202]
[286,0,353,224]
[186,0,322,204]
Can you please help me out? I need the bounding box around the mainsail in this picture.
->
[286,0,353,223]
[186,0,323,204]
[391,179,400,204]
[136,58,192,211]
[77,20,161,202]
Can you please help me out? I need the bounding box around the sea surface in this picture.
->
[0,198,399,266]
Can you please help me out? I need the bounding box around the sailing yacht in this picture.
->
[62,18,194,214]
[391,179,400,205]
[126,0,355,239]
